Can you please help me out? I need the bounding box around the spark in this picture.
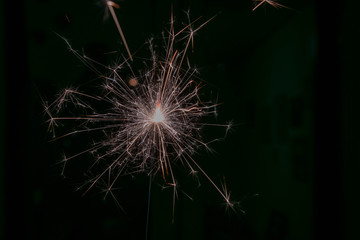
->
[106,0,133,61]
[45,10,234,213]
[252,0,290,11]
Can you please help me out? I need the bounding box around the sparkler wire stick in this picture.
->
[106,1,133,61]
[145,174,152,240]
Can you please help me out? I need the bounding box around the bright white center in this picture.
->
[152,106,165,123]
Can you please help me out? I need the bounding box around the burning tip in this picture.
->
[152,105,165,123]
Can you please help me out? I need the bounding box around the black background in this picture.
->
[2,0,359,239]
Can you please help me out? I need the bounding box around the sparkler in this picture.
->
[44,6,237,215]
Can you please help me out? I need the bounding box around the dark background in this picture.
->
[1,0,359,239]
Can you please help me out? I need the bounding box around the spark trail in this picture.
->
[252,0,290,11]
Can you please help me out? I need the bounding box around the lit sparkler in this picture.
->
[44,8,236,213]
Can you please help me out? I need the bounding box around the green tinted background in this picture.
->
[2,0,359,239]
